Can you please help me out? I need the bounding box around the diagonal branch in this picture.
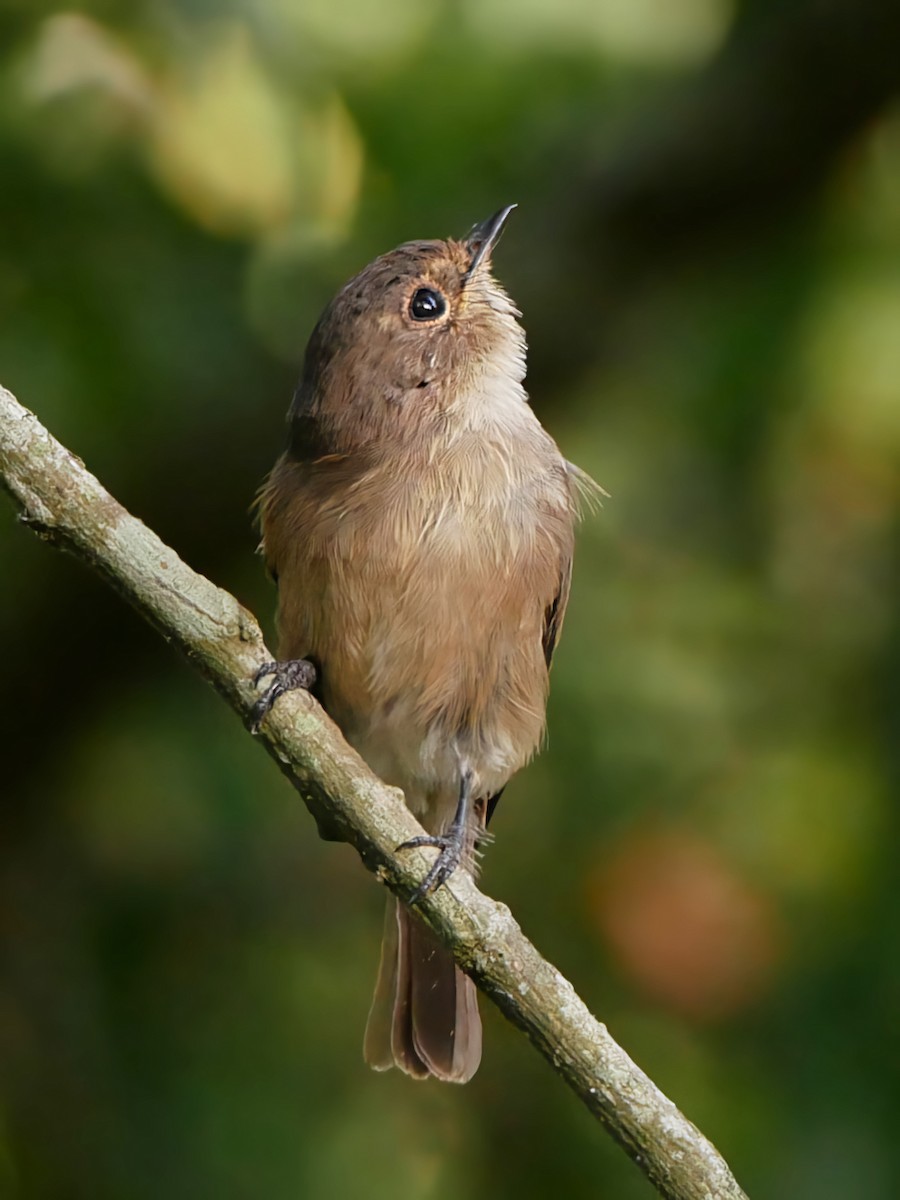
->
[0,383,748,1200]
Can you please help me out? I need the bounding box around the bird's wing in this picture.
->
[485,551,573,826]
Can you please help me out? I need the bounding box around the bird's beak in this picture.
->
[463,204,517,284]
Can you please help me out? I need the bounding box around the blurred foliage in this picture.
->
[1,1,899,1198]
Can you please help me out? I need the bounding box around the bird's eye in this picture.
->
[409,287,447,321]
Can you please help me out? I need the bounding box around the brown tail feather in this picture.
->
[364,897,481,1083]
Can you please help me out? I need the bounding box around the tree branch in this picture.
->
[0,383,748,1200]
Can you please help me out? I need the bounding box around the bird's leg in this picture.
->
[399,769,473,904]
[250,658,318,733]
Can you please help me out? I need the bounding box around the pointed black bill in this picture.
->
[463,204,516,284]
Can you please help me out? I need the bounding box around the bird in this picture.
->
[255,207,595,1082]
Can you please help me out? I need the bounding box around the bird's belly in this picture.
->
[273,451,572,828]
[317,543,552,822]
[349,703,523,823]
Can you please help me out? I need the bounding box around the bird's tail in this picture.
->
[363,896,481,1083]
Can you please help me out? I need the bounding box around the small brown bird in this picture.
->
[256,207,592,1083]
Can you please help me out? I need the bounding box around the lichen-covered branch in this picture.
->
[0,384,748,1200]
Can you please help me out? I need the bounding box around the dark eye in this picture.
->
[409,287,447,321]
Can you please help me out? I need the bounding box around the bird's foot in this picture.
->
[398,824,466,904]
[250,658,317,733]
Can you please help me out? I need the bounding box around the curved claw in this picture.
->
[250,658,317,732]
[397,831,464,904]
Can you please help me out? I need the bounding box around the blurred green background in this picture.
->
[2,1,899,1197]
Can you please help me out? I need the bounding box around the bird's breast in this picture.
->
[268,422,574,811]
